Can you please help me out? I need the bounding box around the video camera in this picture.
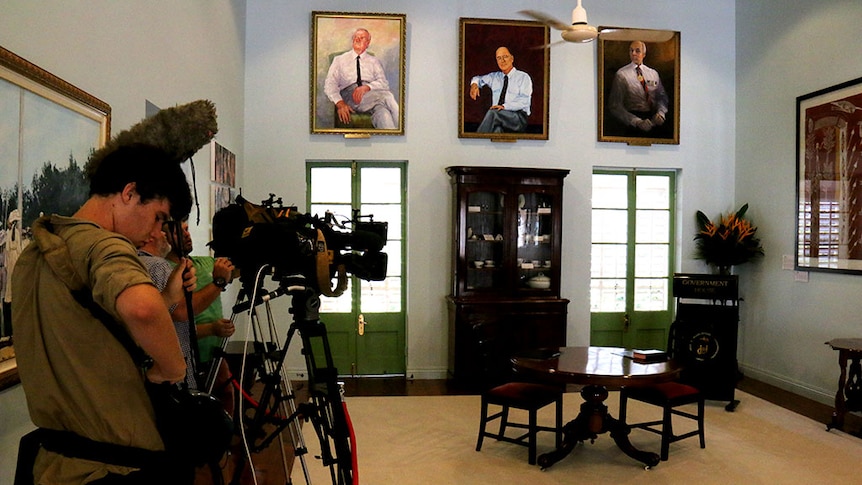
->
[209,194,387,296]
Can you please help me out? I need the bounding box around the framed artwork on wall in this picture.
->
[0,45,110,389]
[210,140,236,218]
[458,18,550,141]
[796,76,862,274]
[310,11,406,137]
[597,29,680,145]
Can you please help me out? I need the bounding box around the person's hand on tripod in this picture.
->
[210,318,235,338]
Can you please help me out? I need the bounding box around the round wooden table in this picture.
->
[512,346,682,469]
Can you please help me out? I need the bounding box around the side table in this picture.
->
[825,338,862,434]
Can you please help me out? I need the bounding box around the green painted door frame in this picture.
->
[307,160,406,376]
[590,169,676,350]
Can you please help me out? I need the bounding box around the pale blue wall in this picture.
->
[243,0,738,378]
[735,0,862,402]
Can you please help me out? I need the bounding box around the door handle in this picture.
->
[358,314,366,336]
[623,313,630,333]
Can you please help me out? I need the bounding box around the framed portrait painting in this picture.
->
[597,29,680,145]
[796,76,862,274]
[310,11,406,137]
[459,18,549,141]
[0,45,110,389]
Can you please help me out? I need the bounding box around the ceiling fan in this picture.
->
[520,1,674,44]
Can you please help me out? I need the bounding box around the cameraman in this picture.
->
[13,144,196,484]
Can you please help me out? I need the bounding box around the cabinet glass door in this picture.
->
[517,191,554,290]
[465,190,505,291]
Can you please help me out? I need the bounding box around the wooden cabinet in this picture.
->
[446,166,569,389]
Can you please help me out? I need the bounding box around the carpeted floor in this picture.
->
[291,390,862,484]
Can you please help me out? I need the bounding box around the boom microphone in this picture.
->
[86,99,218,175]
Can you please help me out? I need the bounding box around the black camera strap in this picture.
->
[165,220,203,386]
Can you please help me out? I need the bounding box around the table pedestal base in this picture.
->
[537,385,661,469]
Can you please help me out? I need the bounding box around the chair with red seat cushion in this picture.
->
[475,381,563,465]
[619,381,705,461]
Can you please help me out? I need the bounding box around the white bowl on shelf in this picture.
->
[527,274,551,289]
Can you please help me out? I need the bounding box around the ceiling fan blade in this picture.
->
[598,26,675,43]
[519,9,573,32]
[528,39,569,50]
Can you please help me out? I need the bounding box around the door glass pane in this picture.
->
[320,279,353,313]
[590,279,626,312]
[361,277,401,312]
[636,175,669,209]
[593,174,628,209]
[635,244,669,277]
[311,167,351,202]
[591,170,674,315]
[592,209,628,243]
[635,210,669,243]
[591,244,627,278]
[361,203,401,241]
[310,203,352,222]
[634,278,668,311]
[361,167,401,203]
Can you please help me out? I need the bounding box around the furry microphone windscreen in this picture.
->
[86,99,218,177]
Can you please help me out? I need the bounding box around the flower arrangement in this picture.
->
[694,203,764,273]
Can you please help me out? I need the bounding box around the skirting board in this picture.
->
[739,363,834,407]
[284,367,448,381]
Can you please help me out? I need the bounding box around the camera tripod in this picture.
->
[205,274,356,485]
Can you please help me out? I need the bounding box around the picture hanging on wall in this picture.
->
[310,11,406,137]
[210,140,236,217]
[211,139,236,187]
[0,44,111,390]
[796,75,862,274]
[597,29,680,145]
[458,18,550,141]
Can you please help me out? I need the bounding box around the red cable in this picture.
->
[342,401,358,485]
[231,378,285,419]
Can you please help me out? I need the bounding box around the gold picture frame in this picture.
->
[0,45,111,390]
[597,29,680,145]
[458,18,550,141]
[310,11,406,137]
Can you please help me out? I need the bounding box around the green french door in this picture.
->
[590,169,676,350]
[307,161,406,376]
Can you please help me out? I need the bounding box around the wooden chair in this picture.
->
[619,381,705,461]
[475,381,563,465]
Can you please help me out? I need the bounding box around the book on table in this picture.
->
[631,349,668,363]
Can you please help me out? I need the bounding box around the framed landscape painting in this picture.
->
[0,45,110,389]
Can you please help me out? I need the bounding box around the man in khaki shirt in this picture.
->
[14,144,197,484]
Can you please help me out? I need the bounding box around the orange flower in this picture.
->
[694,204,764,267]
